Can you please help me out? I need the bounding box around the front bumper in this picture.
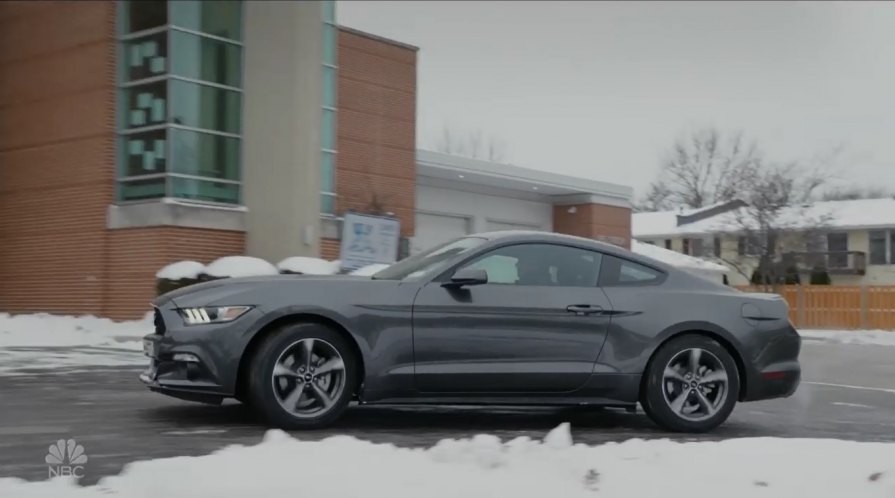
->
[139,305,264,400]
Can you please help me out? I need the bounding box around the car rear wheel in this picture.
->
[641,334,739,433]
[247,322,357,429]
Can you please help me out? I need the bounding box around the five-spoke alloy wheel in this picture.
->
[641,334,739,433]
[247,323,357,429]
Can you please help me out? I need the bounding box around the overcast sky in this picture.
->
[338,1,895,197]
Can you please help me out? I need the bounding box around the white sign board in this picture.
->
[339,212,401,271]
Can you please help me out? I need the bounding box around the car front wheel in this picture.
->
[641,334,739,433]
[247,323,357,429]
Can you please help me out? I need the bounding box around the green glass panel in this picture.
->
[120,129,167,176]
[170,128,240,181]
[121,32,168,82]
[119,177,166,201]
[122,0,167,34]
[321,193,336,215]
[122,81,167,128]
[323,23,337,65]
[170,30,242,87]
[322,66,337,108]
[321,152,335,192]
[169,79,241,133]
[323,1,336,24]
[171,177,240,204]
[170,0,242,41]
[322,109,336,150]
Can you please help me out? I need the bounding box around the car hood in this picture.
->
[153,274,373,308]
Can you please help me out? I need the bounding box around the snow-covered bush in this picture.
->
[277,257,339,275]
[155,260,206,296]
[203,256,279,279]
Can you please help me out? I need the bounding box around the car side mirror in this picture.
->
[443,267,488,288]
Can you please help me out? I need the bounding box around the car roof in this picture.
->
[473,230,664,266]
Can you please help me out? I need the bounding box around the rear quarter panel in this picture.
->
[597,279,790,376]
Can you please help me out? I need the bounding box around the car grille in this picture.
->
[153,307,167,336]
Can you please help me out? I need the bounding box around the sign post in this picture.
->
[339,212,401,271]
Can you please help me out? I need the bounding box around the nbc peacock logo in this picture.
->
[45,439,88,478]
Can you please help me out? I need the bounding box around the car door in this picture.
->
[411,242,613,393]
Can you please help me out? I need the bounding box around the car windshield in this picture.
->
[372,237,487,280]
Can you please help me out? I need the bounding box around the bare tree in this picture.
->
[433,125,507,162]
[639,128,762,211]
[715,162,833,291]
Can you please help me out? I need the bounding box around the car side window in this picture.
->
[459,243,602,287]
[599,255,664,286]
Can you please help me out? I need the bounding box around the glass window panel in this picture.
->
[323,23,337,65]
[170,128,240,181]
[122,81,167,128]
[869,231,887,265]
[119,177,166,201]
[122,32,168,82]
[171,177,240,204]
[169,79,241,133]
[460,244,602,287]
[618,260,661,283]
[122,0,167,34]
[120,129,167,176]
[322,66,337,107]
[170,0,242,41]
[170,30,242,87]
[323,1,336,24]
[321,193,335,215]
[890,231,895,264]
[321,152,335,193]
[322,109,336,150]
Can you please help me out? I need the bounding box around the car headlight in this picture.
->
[178,306,253,325]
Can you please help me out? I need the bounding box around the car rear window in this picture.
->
[598,255,665,286]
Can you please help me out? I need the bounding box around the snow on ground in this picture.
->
[349,263,391,276]
[204,256,279,278]
[1,425,893,497]
[277,256,339,275]
[800,329,895,347]
[0,313,149,375]
[155,260,205,280]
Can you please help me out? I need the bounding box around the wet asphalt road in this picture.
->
[0,339,893,485]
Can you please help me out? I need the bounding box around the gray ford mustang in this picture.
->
[141,231,800,433]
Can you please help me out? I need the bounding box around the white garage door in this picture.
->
[412,212,470,254]
[486,220,543,232]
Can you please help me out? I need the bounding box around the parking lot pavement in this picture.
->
[0,340,893,485]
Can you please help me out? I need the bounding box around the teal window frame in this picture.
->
[321,0,338,215]
[116,0,245,206]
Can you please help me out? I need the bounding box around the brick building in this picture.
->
[0,0,631,320]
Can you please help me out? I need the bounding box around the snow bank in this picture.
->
[204,256,279,278]
[0,313,149,374]
[800,329,895,347]
[155,260,205,280]
[277,256,339,275]
[2,425,894,497]
[349,263,391,276]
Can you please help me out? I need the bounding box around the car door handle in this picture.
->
[566,304,604,315]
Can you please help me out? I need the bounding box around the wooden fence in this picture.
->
[735,285,895,330]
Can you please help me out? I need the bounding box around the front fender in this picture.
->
[239,305,371,360]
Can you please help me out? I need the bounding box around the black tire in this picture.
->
[641,334,740,433]
[246,322,358,429]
